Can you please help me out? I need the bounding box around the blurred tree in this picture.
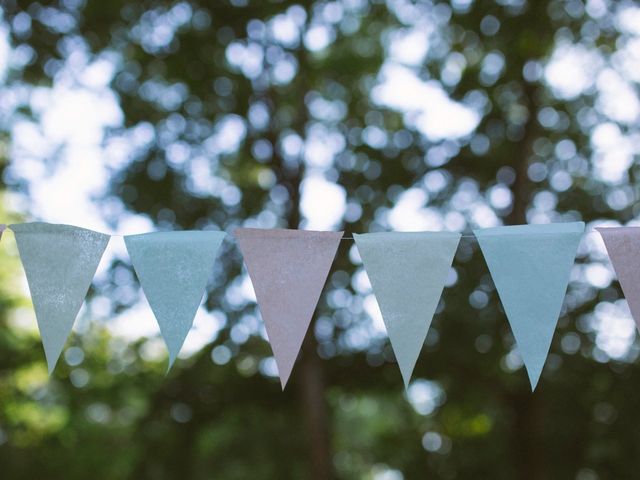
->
[1,0,640,479]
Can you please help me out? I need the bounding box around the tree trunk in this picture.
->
[505,84,545,480]
[267,63,333,477]
[299,334,334,480]
[282,166,333,480]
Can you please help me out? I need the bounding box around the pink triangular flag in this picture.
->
[597,227,640,329]
[235,228,343,388]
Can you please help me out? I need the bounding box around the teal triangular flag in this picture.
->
[354,232,461,387]
[124,231,226,369]
[10,222,110,374]
[474,222,584,390]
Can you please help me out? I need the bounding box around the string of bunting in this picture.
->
[0,221,636,391]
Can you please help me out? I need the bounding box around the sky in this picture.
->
[0,2,640,385]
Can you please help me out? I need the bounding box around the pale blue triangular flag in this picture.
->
[124,231,226,369]
[474,222,584,390]
[354,231,461,387]
[10,222,110,374]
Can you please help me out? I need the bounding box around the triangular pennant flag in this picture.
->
[597,227,640,330]
[474,222,584,390]
[10,222,110,374]
[235,228,342,388]
[124,231,226,369]
[354,232,460,388]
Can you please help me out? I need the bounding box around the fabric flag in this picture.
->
[10,222,110,374]
[125,231,226,370]
[354,232,461,387]
[597,227,640,330]
[474,222,584,390]
[235,228,343,388]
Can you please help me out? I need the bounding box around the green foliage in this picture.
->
[1,0,639,479]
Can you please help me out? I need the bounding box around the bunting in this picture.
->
[235,228,343,388]
[474,222,584,390]
[11,223,110,373]
[125,231,226,370]
[597,227,640,330]
[354,232,460,387]
[0,221,631,391]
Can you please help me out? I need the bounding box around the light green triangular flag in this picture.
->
[124,231,226,370]
[474,222,584,390]
[11,223,110,374]
[354,231,461,387]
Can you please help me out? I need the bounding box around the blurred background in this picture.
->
[0,0,639,478]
